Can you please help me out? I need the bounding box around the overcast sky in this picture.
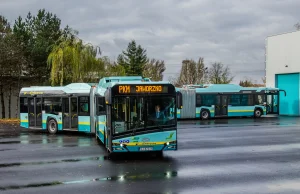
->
[1,0,300,83]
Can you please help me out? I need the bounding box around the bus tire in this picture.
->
[47,119,58,134]
[254,108,262,118]
[201,110,210,120]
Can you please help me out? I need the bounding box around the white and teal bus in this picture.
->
[19,76,182,153]
[176,84,286,120]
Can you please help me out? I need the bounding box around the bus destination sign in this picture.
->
[118,85,168,94]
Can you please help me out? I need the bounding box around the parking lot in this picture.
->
[1,116,300,194]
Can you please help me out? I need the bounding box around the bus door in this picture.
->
[28,97,42,128]
[215,95,228,116]
[28,98,35,127]
[71,97,78,129]
[62,98,71,129]
[36,98,42,127]
[266,94,279,114]
[106,104,112,151]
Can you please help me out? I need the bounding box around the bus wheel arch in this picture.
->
[47,118,58,134]
[201,109,210,120]
[254,108,263,118]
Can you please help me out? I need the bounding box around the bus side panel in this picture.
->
[111,130,177,153]
[97,115,106,143]
[196,107,201,118]
[196,107,215,118]
[78,116,91,132]
[210,107,215,117]
[227,106,255,117]
[177,109,181,119]
[58,113,63,130]
[20,113,29,128]
[42,113,47,129]
[43,114,62,130]
[255,105,267,115]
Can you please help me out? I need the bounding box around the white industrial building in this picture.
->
[266,30,300,116]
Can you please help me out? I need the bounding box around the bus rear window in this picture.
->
[79,96,89,116]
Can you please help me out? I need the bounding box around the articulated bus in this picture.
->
[176,84,286,120]
[19,76,182,154]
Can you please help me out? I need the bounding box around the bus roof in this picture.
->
[96,77,171,95]
[20,76,172,96]
[20,83,92,96]
[177,84,279,93]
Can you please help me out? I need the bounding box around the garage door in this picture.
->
[276,73,299,116]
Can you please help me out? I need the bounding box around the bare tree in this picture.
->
[239,79,253,87]
[295,23,300,31]
[208,62,234,84]
[179,59,197,84]
[143,58,166,81]
[262,77,266,86]
[195,57,207,84]
[168,74,181,87]
[171,57,207,87]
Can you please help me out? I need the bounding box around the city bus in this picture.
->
[19,76,182,153]
[176,84,286,120]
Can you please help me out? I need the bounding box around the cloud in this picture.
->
[1,0,300,83]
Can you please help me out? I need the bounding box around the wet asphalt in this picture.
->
[1,116,300,194]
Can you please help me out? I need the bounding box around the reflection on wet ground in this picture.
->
[1,116,300,193]
[0,156,106,168]
[179,116,300,128]
[0,171,177,191]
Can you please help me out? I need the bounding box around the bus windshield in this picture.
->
[111,96,175,135]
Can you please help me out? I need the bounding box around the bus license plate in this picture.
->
[139,147,153,151]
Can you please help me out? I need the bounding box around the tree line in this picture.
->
[0,9,167,118]
[0,9,264,119]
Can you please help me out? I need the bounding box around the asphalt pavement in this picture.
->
[1,116,300,194]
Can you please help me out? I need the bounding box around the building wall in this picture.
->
[275,73,300,116]
[266,31,300,87]
[266,31,300,116]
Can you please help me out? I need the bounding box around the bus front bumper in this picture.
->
[111,142,177,152]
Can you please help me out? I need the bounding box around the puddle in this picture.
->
[0,171,177,191]
[0,149,15,152]
[0,156,108,168]
[0,141,21,144]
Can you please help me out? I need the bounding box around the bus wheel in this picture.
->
[47,119,58,134]
[201,110,210,120]
[254,109,262,118]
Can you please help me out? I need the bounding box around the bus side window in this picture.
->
[97,97,106,115]
[229,95,240,106]
[20,97,28,113]
[255,94,264,105]
[43,98,62,115]
[79,96,90,116]
[202,94,215,106]
[196,94,201,107]
[241,95,254,106]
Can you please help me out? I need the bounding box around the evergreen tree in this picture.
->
[117,40,148,76]
[13,9,74,85]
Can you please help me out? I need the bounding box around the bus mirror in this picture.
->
[176,91,183,109]
[104,88,111,105]
[279,89,286,97]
